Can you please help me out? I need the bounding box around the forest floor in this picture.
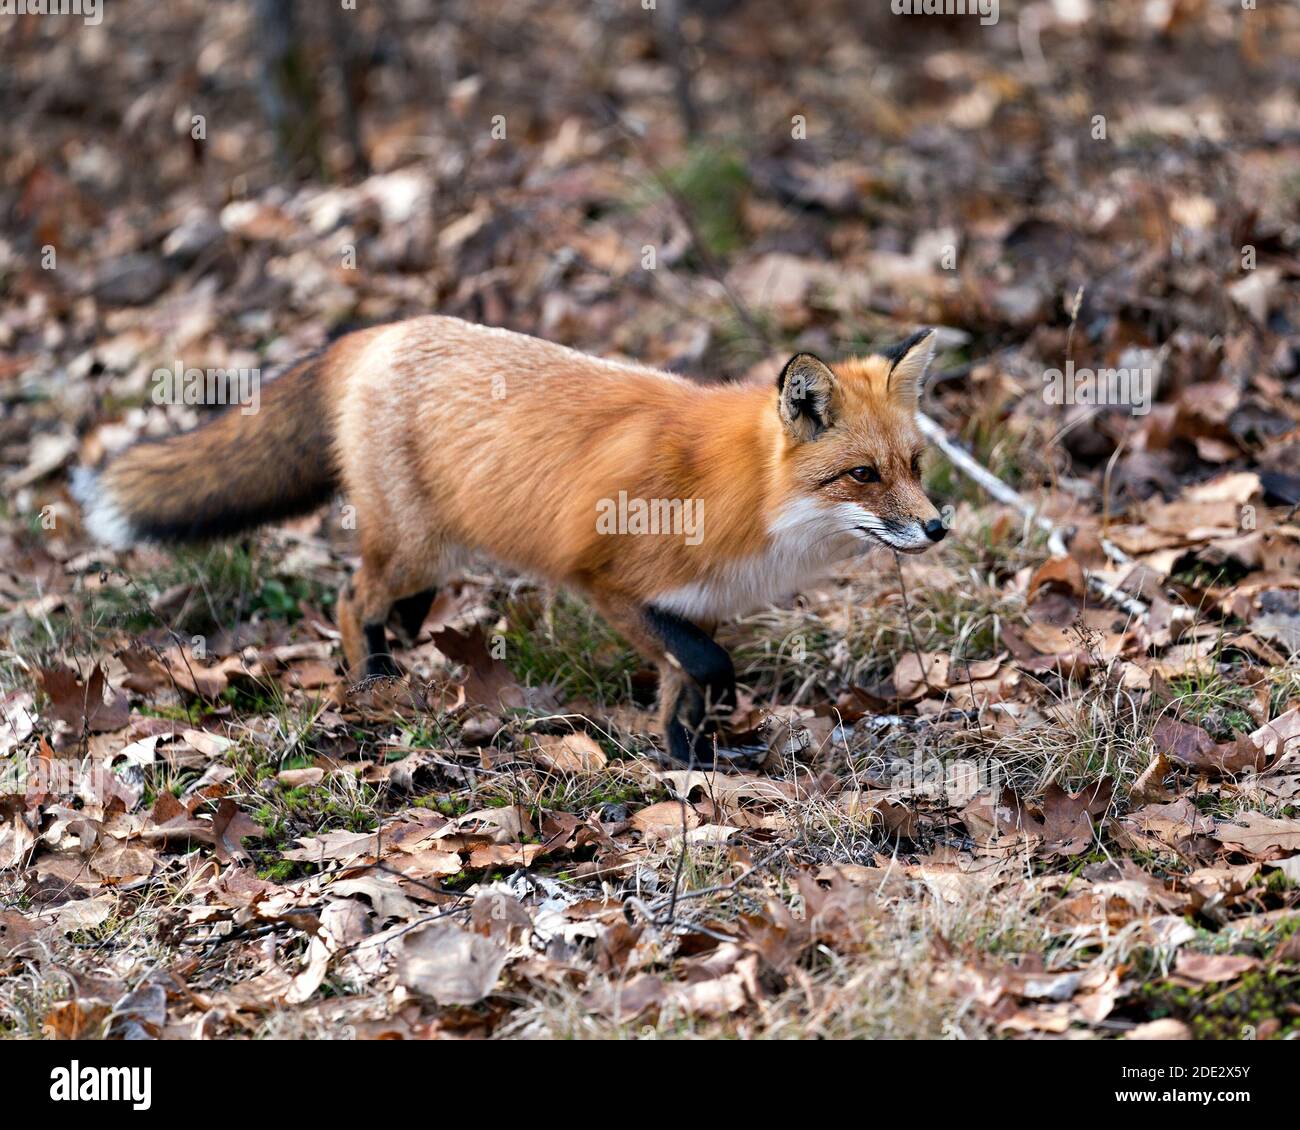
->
[2,0,1300,1038]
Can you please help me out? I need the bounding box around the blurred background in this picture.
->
[2,2,1297,513]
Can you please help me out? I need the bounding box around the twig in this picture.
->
[892,550,934,694]
[646,837,797,916]
[606,89,1140,623]
[915,411,1148,617]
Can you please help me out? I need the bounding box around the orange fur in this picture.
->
[78,316,944,755]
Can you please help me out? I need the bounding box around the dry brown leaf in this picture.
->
[431,625,527,710]
[630,800,701,836]
[1127,1018,1193,1040]
[1131,751,1172,802]
[1027,555,1086,601]
[282,830,382,864]
[1173,951,1259,984]
[467,842,546,869]
[1213,812,1300,859]
[211,798,265,864]
[1250,708,1300,765]
[528,732,607,773]
[37,664,129,735]
[277,767,325,788]
[396,922,507,1005]
[892,651,951,699]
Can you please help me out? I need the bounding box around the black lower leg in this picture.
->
[390,587,437,646]
[646,606,737,765]
[665,681,714,765]
[362,621,400,678]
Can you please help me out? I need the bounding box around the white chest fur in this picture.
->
[649,499,868,621]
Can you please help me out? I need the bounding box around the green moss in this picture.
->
[137,701,205,725]
[257,859,299,883]
[1134,970,1300,1039]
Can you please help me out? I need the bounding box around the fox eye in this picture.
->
[847,466,880,484]
[911,453,923,478]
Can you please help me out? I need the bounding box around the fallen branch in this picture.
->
[916,411,1148,617]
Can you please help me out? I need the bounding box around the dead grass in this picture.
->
[3,462,1298,1041]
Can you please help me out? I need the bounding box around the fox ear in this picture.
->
[777,353,838,442]
[886,329,935,412]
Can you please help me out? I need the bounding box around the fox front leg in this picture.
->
[644,606,763,768]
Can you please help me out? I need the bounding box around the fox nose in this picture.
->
[923,518,947,543]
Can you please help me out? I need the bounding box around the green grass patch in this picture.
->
[498,589,640,705]
[661,142,750,259]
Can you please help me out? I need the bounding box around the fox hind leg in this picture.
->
[390,587,438,647]
[338,571,401,680]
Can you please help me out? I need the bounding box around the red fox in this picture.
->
[74,316,945,765]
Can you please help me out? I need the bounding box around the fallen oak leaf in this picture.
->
[0,909,44,957]
[87,841,157,883]
[1152,716,1218,766]
[661,824,740,851]
[1118,798,1215,857]
[452,805,534,844]
[430,625,527,710]
[386,848,465,881]
[329,875,425,922]
[139,791,214,848]
[283,660,339,690]
[107,977,168,1040]
[52,893,117,932]
[154,647,252,700]
[1249,708,1300,766]
[1212,812,1300,859]
[527,731,607,773]
[892,651,951,700]
[36,663,129,735]
[282,830,383,865]
[277,767,325,788]
[181,728,235,757]
[630,800,701,836]
[1131,750,1172,802]
[284,935,333,1006]
[211,799,265,864]
[666,973,749,1018]
[797,868,880,951]
[1200,733,1271,776]
[962,781,1111,858]
[1180,862,1258,910]
[1173,951,1259,984]
[1127,1018,1193,1040]
[396,922,507,1006]
[1154,716,1265,777]
[1027,555,1086,602]
[1037,780,1112,858]
[585,972,664,1022]
[467,842,547,869]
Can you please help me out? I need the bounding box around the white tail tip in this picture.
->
[70,466,138,550]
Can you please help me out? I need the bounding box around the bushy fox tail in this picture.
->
[73,352,339,548]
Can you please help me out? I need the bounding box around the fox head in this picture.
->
[774,330,945,554]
